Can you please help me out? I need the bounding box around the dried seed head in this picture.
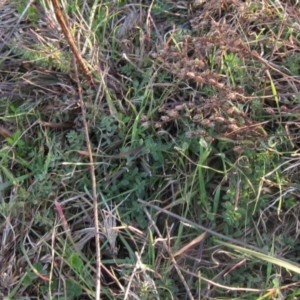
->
[228,118,237,124]
[140,114,148,121]
[233,146,244,153]
[236,85,244,93]
[141,121,151,128]
[215,117,225,123]
[280,105,288,112]
[227,107,235,115]
[228,124,239,130]
[193,114,202,121]
[161,116,170,122]
[216,82,225,89]
[197,129,207,136]
[264,107,275,114]
[195,75,204,83]
[201,119,210,125]
[194,59,205,68]
[185,131,195,138]
[175,104,186,111]
[227,92,237,99]
[166,110,179,118]
[208,78,217,85]
[187,72,196,78]
[205,136,214,142]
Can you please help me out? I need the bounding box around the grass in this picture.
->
[1,0,300,299]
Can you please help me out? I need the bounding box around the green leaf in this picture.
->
[66,278,82,297]
[68,253,83,272]
[23,272,37,287]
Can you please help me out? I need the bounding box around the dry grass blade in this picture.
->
[172,231,206,258]
[217,240,300,276]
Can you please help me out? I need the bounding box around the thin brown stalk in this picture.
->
[40,121,74,129]
[51,0,95,86]
[72,55,101,299]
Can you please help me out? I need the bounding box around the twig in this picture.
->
[51,0,95,86]
[72,55,101,299]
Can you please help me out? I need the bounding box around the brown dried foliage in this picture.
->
[149,0,300,147]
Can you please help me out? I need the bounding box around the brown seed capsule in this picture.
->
[195,75,204,83]
[175,104,186,111]
[215,117,225,123]
[228,124,239,130]
[161,116,170,122]
[233,146,244,153]
[201,119,210,125]
[187,72,196,78]
[205,136,214,142]
[208,78,217,85]
[141,121,151,128]
[216,82,225,89]
[197,129,207,136]
[193,114,202,121]
[227,107,235,115]
[166,110,179,118]
[185,131,195,138]
[228,118,237,124]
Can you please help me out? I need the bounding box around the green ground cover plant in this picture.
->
[1,0,300,299]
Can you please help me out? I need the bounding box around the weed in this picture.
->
[1,0,300,299]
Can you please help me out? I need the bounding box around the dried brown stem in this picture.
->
[72,54,101,299]
[51,0,95,87]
